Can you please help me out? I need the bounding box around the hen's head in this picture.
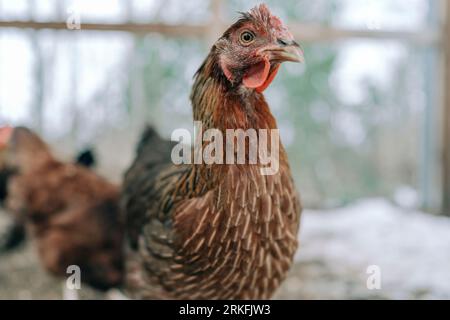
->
[0,126,52,173]
[214,4,303,93]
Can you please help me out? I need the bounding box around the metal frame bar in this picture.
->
[0,21,207,37]
[0,20,441,46]
[442,0,450,215]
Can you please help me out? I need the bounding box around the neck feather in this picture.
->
[190,53,277,132]
[181,53,286,195]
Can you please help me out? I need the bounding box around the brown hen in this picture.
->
[0,126,124,291]
[0,147,97,253]
[122,4,303,299]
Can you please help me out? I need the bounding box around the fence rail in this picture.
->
[0,20,442,46]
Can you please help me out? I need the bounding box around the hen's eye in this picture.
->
[240,31,255,44]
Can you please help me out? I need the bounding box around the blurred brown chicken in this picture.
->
[0,126,124,291]
[0,147,97,253]
[122,4,302,300]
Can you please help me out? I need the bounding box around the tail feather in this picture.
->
[124,125,175,186]
[0,169,15,204]
[75,149,96,168]
[136,125,165,153]
[135,125,175,165]
[0,222,26,254]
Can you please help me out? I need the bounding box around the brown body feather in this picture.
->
[123,4,302,299]
[3,128,124,291]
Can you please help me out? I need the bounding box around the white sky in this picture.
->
[335,0,429,30]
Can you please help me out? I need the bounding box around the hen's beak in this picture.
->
[262,40,304,64]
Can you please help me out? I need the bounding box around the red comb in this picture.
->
[0,126,14,148]
[249,4,294,41]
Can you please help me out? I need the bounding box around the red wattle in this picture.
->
[256,64,280,93]
[242,59,271,89]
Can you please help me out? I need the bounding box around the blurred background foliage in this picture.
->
[0,0,441,209]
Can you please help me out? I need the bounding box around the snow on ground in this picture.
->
[1,199,450,299]
[285,199,450,299]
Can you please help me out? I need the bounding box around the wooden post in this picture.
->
[442,0,450,215]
